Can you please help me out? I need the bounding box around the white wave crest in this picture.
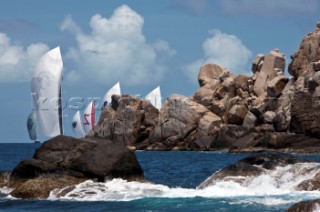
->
[48,163,320,205]
[0,186,13,198]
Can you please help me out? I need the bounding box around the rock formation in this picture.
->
[7,135,144,199]
[90,22,320,153]
[197,151,311,189]
[93,95,159,149]
[197,151,320,210]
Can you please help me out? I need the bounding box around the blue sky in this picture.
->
[0,0,319,142]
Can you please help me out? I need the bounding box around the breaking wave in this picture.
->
[47,162,320,205]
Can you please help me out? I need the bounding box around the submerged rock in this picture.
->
[198,151,310,189]
[9,135,144,199]
[287,199,320,212]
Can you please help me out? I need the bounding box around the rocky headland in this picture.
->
[2,22,320,207]
[89,22,320,154]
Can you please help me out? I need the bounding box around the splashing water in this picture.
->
[47,162,320,205]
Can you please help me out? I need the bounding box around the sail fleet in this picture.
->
[27,47,162,142]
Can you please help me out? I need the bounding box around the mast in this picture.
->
[58,85,63,135]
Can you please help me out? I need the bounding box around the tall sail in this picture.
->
[31,46,64,137]
[26,111,37,141]
[72,110,85,138]
[145,86,162,110]
[83,100,96,135]
[102,82,121,109]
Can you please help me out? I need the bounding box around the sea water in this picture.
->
[1,144,320,211]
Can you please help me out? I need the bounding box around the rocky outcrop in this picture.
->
[8,135,144,199]
[10,175,84,199]
[93,95,159,149]
[88,22,320,153]
[198,151,311,189]
[150,94,222,150]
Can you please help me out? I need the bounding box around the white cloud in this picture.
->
[221,0,318,16]
[153,40,176,57]
[0,33,49,82]
[61,5,175,86]
[184,29,252,82]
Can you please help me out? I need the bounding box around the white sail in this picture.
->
[102,82,121,109]
[145,86,162,110]
[72,110,86,138]
[83,100,96,135]
[31,46,64,137]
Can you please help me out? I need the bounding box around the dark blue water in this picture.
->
[1,144,320,211]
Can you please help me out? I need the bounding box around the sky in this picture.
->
[0,0,319,143]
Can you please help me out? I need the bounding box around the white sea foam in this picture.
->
[0,186,13,198]
[48,162,320,205]
[313,203,320,212]
[230,197,301,206]
[0,187,12,195]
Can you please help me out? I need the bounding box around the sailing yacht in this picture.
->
[29,46,64,139]
[102,82,121,109]
[71,110,86,138]
[83,100,96,135]
[145,86,162,110]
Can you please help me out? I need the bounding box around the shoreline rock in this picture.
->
[197,151,311,189]
[7,135,144,199]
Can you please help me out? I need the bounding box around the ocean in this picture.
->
[1,143,320,211]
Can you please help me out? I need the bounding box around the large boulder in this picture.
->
[251,54,264,73]
[267,75,289,97]
[198,64,229,87]
[93,95,159,147]
[227,104,248,125]
[151,94,222,150]
[253,50,286,96]
[193,79,221,109]
[213,125,257,149]
[234,74,251,91]
[9,135,144,198]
